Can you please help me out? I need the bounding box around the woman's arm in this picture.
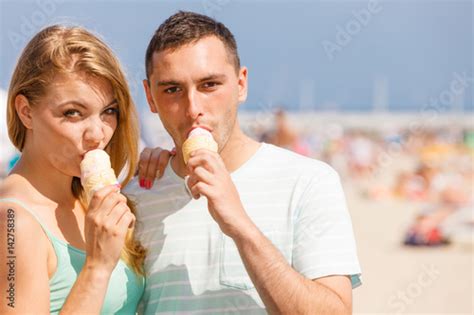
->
[60,185,135,314]
[0,204,51,314]
[0,184,135,314]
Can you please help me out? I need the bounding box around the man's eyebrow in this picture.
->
[198,74,227,82]
[156,74,227,87]
[156,80,181,87]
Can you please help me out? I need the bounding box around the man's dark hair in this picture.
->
[145,11,241,79]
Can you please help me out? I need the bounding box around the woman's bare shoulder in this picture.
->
[0,177,51,314]
[0,174,27,199]
[0,174,48,250]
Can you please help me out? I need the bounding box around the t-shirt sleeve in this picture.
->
[292,166,362,289]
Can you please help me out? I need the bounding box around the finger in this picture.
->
[117,211,136,230]
[187,176,200,200]
[186,174,199,199]
[100,192,127,216]
[88,184,121,212]
[185,174,206,199]
[138,148,153,187]
[156,149,172,180]
[190,181,212,200]
[191,166,213,186]
[189,148,221,163]
[107,202,130,225]
[144,148,164,189]
[187,152,216,174]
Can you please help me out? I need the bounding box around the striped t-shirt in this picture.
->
[125,143,361,314]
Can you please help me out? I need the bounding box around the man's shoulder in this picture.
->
[122,173,187,210]
[261,143,336,176]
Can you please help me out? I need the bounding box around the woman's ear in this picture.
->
[15,94,33,129]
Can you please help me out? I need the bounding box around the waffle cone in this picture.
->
[182,136,218,164]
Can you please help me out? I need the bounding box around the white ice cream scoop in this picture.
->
[80,149,118,203]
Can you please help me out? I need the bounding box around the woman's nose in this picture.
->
[83,118,105,148]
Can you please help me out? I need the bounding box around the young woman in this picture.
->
[0,25,145,314]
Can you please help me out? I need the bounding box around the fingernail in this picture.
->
[139,179,145,188]
[115,183,122,189]
[146,180,152,189]
[171,147,176,155]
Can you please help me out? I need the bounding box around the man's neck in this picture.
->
[171,127,261,178]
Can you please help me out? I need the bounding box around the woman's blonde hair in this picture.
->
[7,25,145,275]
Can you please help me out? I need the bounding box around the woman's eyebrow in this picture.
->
[57,99,118,109]
[57,100,87,109]
[103,99,118,108]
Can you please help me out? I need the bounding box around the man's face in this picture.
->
[144,36,248,152]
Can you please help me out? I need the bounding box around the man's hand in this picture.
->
[142,147,354,314]
[186,149,252,238]
[138,147,176,189]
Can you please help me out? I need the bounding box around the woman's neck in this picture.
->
[10,149,76,208]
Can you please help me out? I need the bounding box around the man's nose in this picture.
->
[185,89,203,120]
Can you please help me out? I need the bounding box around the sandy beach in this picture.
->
[1,111,472,314]
[347,180,473,314]
[126,111,474,314]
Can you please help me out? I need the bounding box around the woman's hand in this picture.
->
[138,147,175,189]
[84,185,135,273]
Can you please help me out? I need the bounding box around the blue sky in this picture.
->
[0,0,472,112]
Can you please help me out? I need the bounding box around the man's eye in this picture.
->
[202,82,219,89]
[63,109,81,118]
[164,87,180,94]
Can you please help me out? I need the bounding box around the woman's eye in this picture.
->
[103,107,119,115]
[63,109,81,118]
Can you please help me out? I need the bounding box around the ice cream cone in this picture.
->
[182,128,218,164]
[80,149,118,202]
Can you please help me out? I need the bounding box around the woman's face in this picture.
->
[29,72,118,177]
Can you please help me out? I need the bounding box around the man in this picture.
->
[126,11,361,314]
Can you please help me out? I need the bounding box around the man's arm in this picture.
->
[186,149,356,314]
[233,220,352,315]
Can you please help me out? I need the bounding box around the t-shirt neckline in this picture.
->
[165,142,268,183]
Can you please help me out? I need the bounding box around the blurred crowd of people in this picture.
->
[249,110,474,247]
[2,108,472,246]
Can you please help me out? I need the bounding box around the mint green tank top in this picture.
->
[0,198,145,314]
